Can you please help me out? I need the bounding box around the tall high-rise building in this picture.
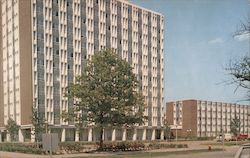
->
[0,0,164,142]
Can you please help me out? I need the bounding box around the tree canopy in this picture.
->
[63,50,146,148]
[227,16,250,101]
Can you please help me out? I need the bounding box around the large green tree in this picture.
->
[64,50,146,149]
[5,118,20,142]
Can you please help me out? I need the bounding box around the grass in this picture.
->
[202,140,250,146]
[69,148,224,158]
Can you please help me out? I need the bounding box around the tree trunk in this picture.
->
[99,127,104,150]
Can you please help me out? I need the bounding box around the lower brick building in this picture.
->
[166,100,250,138]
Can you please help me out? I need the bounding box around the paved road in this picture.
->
[0,147,239,158]
[157,146,239,158]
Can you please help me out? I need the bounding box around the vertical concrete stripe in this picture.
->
[94,0,99,52]
[147,12,152,126]
[138,9,142,92]
[0,0,4,127]
[106,0,111,49]
[53,0,60,125]
[12,0,17,122]
[67,0,74,125]
[117,1,122,57]
[156,15,161,127]
[36,0,45,117]
[81,0,87,71]
[128,5,132,64]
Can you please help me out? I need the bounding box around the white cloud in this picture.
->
[208,38,224,44]
[234,32,249,41]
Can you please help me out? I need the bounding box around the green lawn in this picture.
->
[69,148,223,158]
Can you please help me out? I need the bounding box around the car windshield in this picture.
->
[240,147,250,158]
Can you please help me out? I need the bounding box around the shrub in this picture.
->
[0,143,45,154]
[148,142,188,150]
[101,141,145,152]
[59,141,94,153]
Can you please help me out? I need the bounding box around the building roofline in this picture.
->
[166,99,250,106]
[119,0,164,17]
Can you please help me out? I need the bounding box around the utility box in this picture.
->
[42,133,59,152]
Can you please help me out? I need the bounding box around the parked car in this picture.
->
[238,134,248,141]
[215,133,233,142]
[231,134,248,141]
[234,144,250,158]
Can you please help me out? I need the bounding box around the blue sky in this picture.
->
[131,0,250,104]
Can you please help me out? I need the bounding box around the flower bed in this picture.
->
[101,141,145,152]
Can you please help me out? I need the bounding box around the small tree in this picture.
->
[163,118,171,141]
[5,118,20,142]
[65,50,146,149]
[31,106,46,145]
[230,116,241,137]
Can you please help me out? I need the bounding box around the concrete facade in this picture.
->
[166,100,250,138]
[0,0,164,142]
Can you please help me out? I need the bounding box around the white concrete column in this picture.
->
[18,129,24,142]
[61,128,66,142]
[132,128,137,141]
[88,128,92,142]
[142,129,146,140]
[6,133,10,142]
[75,129,80,142]
[160,129,164,140]
[151,129,155,140]
[31,129,35,143]
[111,129,116,141]
[122,129,127,141]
